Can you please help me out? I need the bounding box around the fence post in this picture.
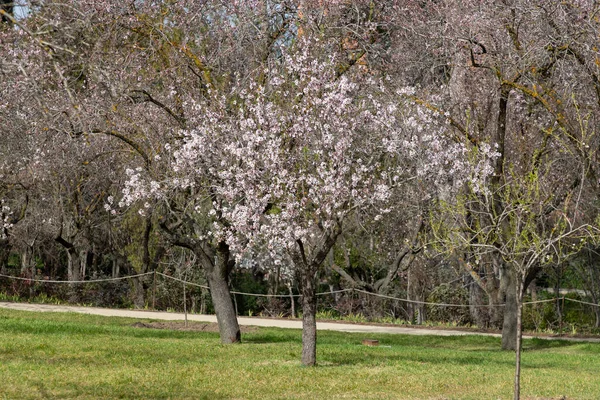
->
[183,280,188,327]
[233,292,238,316]
[152,270,157,310]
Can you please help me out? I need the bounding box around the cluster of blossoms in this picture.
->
[466,142,501,194]
[118,168,167,215]
[1,201,13,240]
[392,86,501,197]
[169,45,406,260]
[121,39,498,271]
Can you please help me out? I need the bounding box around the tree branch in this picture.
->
[129,89,186,129]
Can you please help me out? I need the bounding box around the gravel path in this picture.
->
[2,301,599,342]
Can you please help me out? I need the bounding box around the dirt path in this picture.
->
[2,301,599,342]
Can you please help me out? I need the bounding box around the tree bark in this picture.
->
[130,215,153,309]
[0,239,9,274]
[288,282,296,318]
[112,258,120,278]
[205,241,240,344]
[291,243,319,366]
[301,265,318,366]
[159,220,241,344]
[79,249,88,280]
[488,291,503,329]
[460,256,503,328]
[502,265,539,350]
[64,249,81,303]
[469,277,488,328]
[64,248,83,282]
[20,247,35,277]
[131,276,145,309]
[55,234,82,281]
[293,226,341,366]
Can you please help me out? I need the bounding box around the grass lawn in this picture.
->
[0,308,599,399]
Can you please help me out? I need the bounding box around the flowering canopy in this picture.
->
[121,37,494,273]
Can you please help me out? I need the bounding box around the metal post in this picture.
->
[183,281,188,327]
[233,292,238,316]
[561,296,565,336]
[152,270,157,310]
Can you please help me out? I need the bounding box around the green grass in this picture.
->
[0,309,599,399]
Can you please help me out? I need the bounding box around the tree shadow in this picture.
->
[522,337,579,351]
[243,330,301,344]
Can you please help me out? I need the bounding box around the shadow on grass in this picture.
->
[319,346,512,368]
[318,335,583,368]
[0,316,221,341]
[30,378,230,400]
[523,337,578,351]
[243,329,301,344]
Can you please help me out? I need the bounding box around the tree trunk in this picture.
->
[488,292,503,329]
[20,247,35,277]
[460,256,503,328]
[65,250,81,303]
[407,266,414,322]
[292,227,341,366]
[65,249,81,281]
[0,239,9,274]
[159,220,241,344]
[469,277,489,328]
[205,242,240,344]
[301,266,318,366]
[589,288,600,328]
[131,276,145,309]
[207,271,240,343]
[288,282,296,318]
[514,278,524,400]
[130,216,152,309]
[200,286,207,315]
[554,276,562,330]
[112,258,120,278]
[158,215,241,343]
[502,267,518,350]
[292,239,326,367]
[79,249,88,280]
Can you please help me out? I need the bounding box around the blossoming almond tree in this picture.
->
[121,32,486,364]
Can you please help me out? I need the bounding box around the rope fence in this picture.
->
[0,271,598,309]
[0,272,154,284]
[155,272,209,290]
